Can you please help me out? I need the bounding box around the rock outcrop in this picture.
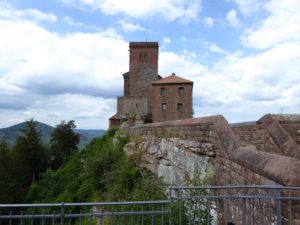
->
[125,137,215,186]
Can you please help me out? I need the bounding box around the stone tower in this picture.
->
[109,42,160,127]
[126,42,159,98]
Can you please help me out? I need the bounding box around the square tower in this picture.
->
[127,42,159,98]
[109,42,160,127]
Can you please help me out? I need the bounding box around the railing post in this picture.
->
[242,190,246,225]
[61,202,64,225]
[276,189,282,225]
[168,188,172,225]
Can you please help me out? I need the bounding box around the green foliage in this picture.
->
[50,120,80,169]
[29,128,165,204]
[0,137,14,203]
[0,119,50,203]
[13,119,48,183]
[0,124,165,205]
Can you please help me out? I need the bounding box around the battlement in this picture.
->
[129,42,159,49]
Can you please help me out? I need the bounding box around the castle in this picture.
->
[109,42,193,127]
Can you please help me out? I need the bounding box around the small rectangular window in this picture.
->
[162,103,167,111]
[177,103,183,111]
[160,87,166,95]
[139,53,148,63]
[178,87,184,95]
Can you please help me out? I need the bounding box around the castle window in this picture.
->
[162,103,167,111]
[139,53,148,63]
[178,87,184,95]
[160,87,166,95]
[177,103,183,111]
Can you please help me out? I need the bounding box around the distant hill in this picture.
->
[0,122,106,149]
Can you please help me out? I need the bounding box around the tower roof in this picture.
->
[153,73,193,85]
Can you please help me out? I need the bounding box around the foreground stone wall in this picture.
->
[124,114,300,224]
[125,114,300,187]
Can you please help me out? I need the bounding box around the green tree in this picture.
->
[13,119,48,183]
[9,119,48,202]
[50,120,79,169]
[0,137,14,203]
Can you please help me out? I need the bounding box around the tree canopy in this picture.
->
[50,120,80,169]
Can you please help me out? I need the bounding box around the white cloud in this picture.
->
[0,2,57,23]
[48,112,62,118]
[0,18,128,97]
[24,111,32,116]
[60,0,201,23]
[242,0,300,49]
[204,42,229,55]
[118,20,145,32]
[1,0,299,129]
[230,0,263,16]
[62,16,84,26]
[159,38,300,122]
[159,51,207,78]
[0,5,131,128]
[62,16,101,30]
[203,17,214,28]
[226,9,241,27]
[0,94,116,129]
[161,37,172,50]
[163,37,172,44]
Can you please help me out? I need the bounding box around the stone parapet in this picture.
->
[124,114,300,187]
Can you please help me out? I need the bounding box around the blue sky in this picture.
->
[0,0,299,129]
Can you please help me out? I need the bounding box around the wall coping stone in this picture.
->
[231,146,300,186]
[259,114,300,160]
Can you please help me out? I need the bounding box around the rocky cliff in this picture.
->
[125,137,215,186]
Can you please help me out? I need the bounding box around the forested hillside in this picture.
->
[0,121,165,204]
[0,121,105,149]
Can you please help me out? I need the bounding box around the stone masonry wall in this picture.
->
[125,115,300,187]
[231,121,281,154]
[124,114,300,224]
[276,114,300,145]
[117,96,149,116]
[128,42,159,98]
[152,83,193,123]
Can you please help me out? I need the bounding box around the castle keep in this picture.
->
[109,42,193,127]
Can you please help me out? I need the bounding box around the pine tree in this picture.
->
[50,120,79,169]
[14,119,47,183]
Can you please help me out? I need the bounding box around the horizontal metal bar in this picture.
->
[0,210,169,219]
[172,195,300,201]
[0,200,171,208]
[170,185,300,190]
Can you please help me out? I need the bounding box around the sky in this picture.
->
[0,0,300,129]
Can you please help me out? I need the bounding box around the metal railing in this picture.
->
[1,185,300,225]
[170,185,300,225]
